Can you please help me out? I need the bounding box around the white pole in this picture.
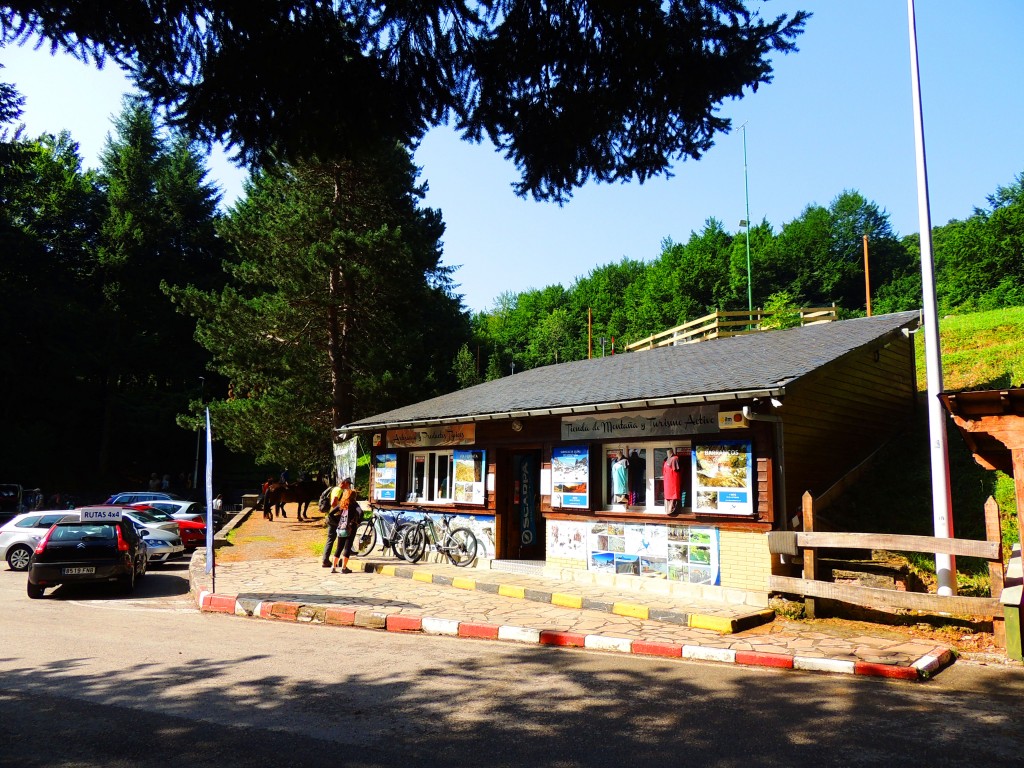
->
[907,0,955,595]
[741,123,753,318]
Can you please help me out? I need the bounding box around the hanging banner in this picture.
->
[692,440,753,516]
[334,436,358,483]
[551,445,590,509]
[518,454,538,545]
[561,405,719,441]
[204,408,214,576]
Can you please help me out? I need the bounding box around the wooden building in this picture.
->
[340,311,920,605]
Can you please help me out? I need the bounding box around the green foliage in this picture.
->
[173,144,469,470]
[2,3,809,203]
[758,291,801,330]
[453,344,482,389]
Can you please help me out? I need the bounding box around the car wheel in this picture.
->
[6,544,33,572]
[26,581,45,599]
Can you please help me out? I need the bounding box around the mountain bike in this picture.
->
[400,512,479,567]
[353,505,417,560]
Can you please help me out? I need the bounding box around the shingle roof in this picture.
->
[343,310,920,430]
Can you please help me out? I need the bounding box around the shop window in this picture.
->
[604,444,691,512]
[408,451,454,503]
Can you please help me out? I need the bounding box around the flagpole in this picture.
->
[907,0,955,595]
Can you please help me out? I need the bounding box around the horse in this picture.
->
[262,479,326,521]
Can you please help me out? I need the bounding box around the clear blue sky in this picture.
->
[3,1,1022,314]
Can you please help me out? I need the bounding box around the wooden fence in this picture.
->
[625,305,838,351]
[769,494,1007,645]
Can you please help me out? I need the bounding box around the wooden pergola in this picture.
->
[939,387,1024,540]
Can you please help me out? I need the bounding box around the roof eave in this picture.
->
[337,386,787,434]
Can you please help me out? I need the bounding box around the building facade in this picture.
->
[341,311,920,605]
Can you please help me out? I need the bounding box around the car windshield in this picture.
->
[127,510,163,524]
[134,506,174,521]
[51,524,116,541]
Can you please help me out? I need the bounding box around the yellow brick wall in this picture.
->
[718,530,772,591]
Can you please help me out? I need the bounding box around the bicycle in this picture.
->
[400,512,479,567]
[352,504,417,560]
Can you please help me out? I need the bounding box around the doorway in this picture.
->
[504,451,545,560]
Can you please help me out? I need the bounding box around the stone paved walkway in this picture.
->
[190,531,955,681]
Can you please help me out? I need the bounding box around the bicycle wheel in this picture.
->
[400,524,427,564]
[444,527,478,567]
[391,522,416,560]
[353,519,377,557]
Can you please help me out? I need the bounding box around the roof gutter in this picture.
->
[340,387,787,433]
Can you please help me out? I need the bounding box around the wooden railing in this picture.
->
[625,305,838,351]
[769,495,1007,644]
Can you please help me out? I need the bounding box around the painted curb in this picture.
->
[364,563,769,636]
[190,586,949,681]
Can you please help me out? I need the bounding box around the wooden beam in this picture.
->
[985,496,1006,648]
[802,491,817,619]
[770,575,1003,617]
[795,531,999,560]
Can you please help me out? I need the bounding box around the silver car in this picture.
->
[130,523,185,564]
[1,510,80,571]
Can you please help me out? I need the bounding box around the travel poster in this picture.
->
[692,441,753,516]
[666,526,720,584]
[586,521,719,584]
[453,450,486,504]
[549,520,587,559]
[372,453,397,501]
[551,445,589,509]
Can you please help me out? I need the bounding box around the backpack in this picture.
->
[318,486,335,516]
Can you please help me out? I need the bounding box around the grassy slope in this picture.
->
[836,307,1024,593]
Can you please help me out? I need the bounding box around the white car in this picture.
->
[1,510,80,571]
[133,525,185,564]
[136,499,207,524]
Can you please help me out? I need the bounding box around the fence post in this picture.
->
[802,491,817,619]
[985,496,1006,648]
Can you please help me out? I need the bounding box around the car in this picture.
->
[26,509,148,598]
[134,499,206,524]
[79,506,186,564]
[128,504,206,550]
[1,510,80,571]
[133,525,185,563]
[103,491,179,505]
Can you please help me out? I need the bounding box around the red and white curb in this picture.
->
[195,591,953,681]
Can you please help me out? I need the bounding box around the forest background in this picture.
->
[3,84,1024,503]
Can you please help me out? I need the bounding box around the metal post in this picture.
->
[742,123,753,320]
[907,0,956,595]
[863,235,872,316]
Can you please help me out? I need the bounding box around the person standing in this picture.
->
[212,493,224,524]
[324,478,358,573]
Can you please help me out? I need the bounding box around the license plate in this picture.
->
[63,566,95,575]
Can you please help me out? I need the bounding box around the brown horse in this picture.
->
[262,480,325,521]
